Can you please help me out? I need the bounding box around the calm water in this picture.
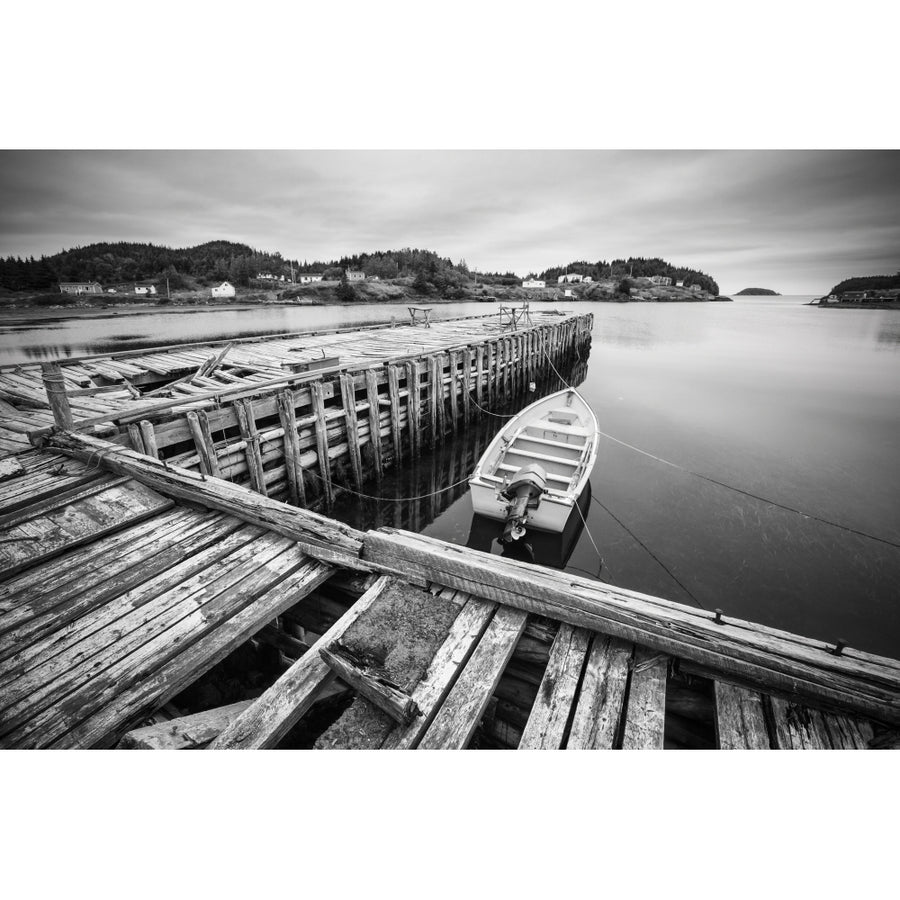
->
[4,298,899,656]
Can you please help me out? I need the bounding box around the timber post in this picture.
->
[41,362,74,430]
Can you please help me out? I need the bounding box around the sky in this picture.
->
[1,149,898,295]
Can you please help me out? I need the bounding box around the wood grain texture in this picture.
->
[519,623,591,749]
[567,635,633,749]
[714,681,770,749]
[418,605,527,750]
[621,648,668,750]
[210,575,393,749]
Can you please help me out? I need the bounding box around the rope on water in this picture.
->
[591,494,706,610]
[306,467,474,502]
[469,396,516,418]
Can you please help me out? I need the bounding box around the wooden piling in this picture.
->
[276,389,306,507]
[41,362,74,430]
[186,411,221,478]
[235,399,267,496]
[310,380,333,508]
[339,373,364,489]
[386,364,403,463]
[427,356,438,447]
[434,354,446,438]
[462,348,472,425]
[405,360,420,458]
[139,420,160,460]
[475,344,485,409]
[447,350,459,432]
[363,369,383,479]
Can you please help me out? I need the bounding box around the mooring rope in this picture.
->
[541,345,900,552]
[306,468,474,502]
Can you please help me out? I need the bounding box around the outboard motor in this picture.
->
[500,463,548,543]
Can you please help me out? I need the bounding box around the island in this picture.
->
[735,288,780,296]
[817,272,900,309]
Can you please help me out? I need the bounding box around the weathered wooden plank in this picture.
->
[186,411,218,477]
[381,595,496,749]
[567,635,633,749]
[821,711,876,750]
[622,649,668,750]
[361,529,900,725]
[461,348,472,425]
[769,697,832,749]
[51,557,334,748]
[210,575,393,749]
[41,362,74,429]
[119,700,254,749]
[447,350,460,431]
[138,420,159,459]
[714,681,770,749]
[44,432,365,567]
[320,641,419,725]
[405,360,420,457]
[339,373,363,489]
[418,606,528,750]
[519,623,591,749]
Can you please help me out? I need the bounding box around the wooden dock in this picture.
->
[1,309,899,749]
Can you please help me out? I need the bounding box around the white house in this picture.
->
[557,273,583,284]
[522,279,546,289]
[689,284,702,292]
[346,270,366,282]
[299,274,324,284]
[134,284,158,295]
[211,281,236,298]
[583,276,593,283]
[649,275,673,286]
[59,282,103,295]
[563,288,575,297]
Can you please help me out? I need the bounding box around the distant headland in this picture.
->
[817,272,900,309]
[735,288,780,296]
[0,242,728,310]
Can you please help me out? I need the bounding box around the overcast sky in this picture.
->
[1,150,897,294]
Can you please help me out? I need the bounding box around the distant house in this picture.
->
[257,273,275,280]
[59,281,103,295]
[134,283,158,295]
[649,275,673,286]
[522,279,546,289]
[675,279,685,287]
[557,273,583,284]
[211,281,236,298]
[346,270,366,282]
[583,276,593,283]
[689,284,702,292]
[299,274,324,284]
[563,288,575,297]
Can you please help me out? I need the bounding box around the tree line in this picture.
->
[533,256,720,295]
[830,272,900,295]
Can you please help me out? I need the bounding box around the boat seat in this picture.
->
[513,433,586,451]
[546,409,580,426]
[501,447,579,468]
[496,463,571,485]
[530,420,591,437]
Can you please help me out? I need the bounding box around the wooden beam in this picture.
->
[361,528,900,726]
[568,635,633,749]
[363,368,384,478]
[339,373,364,489]
[386,364,403,463]
[210,575,394,749]
[310,380,333,508]
[234,398,267,496]
[40,362,74,430]
[120,700,253,749]
[43,431,365,568]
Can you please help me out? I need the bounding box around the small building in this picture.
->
[649,275,673,286]
[583,276,593,283]
[557,273,583,284]
[59,282,103,295]
[346,270,366,282]
[522,279,546,289]
[689,284,702,292]
[675,279,685,287]
[299,274,324,284]
[563,288,575,297]
[134,284,158,295]
[211,281,236,299]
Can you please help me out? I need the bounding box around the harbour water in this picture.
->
[3,297,899,657]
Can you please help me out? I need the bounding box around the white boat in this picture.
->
[468,388,598,538]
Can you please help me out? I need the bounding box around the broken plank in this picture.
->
[417,605,528,750]
[210,575,393,749]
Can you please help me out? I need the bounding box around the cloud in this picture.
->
[0,150,897,293]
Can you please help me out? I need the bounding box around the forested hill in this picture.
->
[535,256,720,295]
[0,241,471,292]
[829,272,900,295]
